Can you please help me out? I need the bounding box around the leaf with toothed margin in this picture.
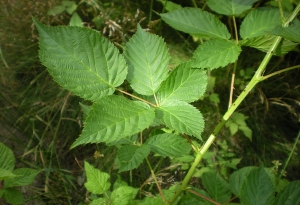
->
[33,17,127,101]
[124,25,170,96]
[70,95,155,148]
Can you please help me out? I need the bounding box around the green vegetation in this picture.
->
[1,0,300,204]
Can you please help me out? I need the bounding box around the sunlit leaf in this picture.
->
[71,96,155,148]
[84,161,110,195]
[207,0,259,16]
[125,25,169,95]
[160,8,230,39]
[33,18,127,101]
[156,62,207,105]
[192,39,241,69]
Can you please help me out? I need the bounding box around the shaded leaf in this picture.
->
[274,180,300,205]
[240,7,282,39]
[145,133,191,157]
[33,18,127,101]
[202,171,231,203]
[207,0,259,16]
[71,96,155,148]
[192,40,241,70]
[117,145,150,172]
[160,8,230,39]
[229,166,255,196]
[125,25,169,95]
[2,188,24,205]
[84,161,110,195]
[270,24,300,43]
[0,143,15,171]
[157,101,204,140]
[240,166,275,205]
[4,168,40,188]
[157,62,207,105]
[157,0,182,12]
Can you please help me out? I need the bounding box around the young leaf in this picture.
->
[157,0,182,12]
[0,143,15,171]
[4,168,40,188]
[157,101,204,140]
[270,24,300,43]
[240,166,275,205]
[274,180,300,205]
[240,7,282,39]
[229,166,255,196]
[2,188,24,205]
[124,25,169,96]
[240,35,298,56]
[84,161,111,195]
[156,62,207,105]
[207,0,259,16]
[192,39,241,70]
[202,171,231,203]
[71,95,155,148]
[111,186,138,205]
[160,8,230,39]
[0,169,17,181]
[117,145,150,172]
[145,133,191,157]
[90,198,109,205]
[33,17,127,101]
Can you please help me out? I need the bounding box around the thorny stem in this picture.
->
[167,3,300,204]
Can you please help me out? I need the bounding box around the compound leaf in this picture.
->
[202,171,231,203]
[33,17,127,101]
[84,161,110,195]
[240,166,275,205]
[274,180,300,205]
[145,133,191,157]
[240,7,282,39]
[71,96,155,148]
[192,39,241,70]
[229,166,255,196]
[160,8,230,39]
[157,101,204,140]
[207,0,258,16]
[157,62,207,105]
[117,145,150,172]
[125,25,169,95]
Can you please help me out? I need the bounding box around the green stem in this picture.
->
[167,3,300,204]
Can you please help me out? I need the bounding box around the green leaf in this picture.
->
[124,25,169,95]
[71,96,155,148]
[270,24,300,43]
[33,18,127,101]
[2,188,24,205]
[69,12,83,27]
[202,171,231,203]
[84,161,111,195]
[0,169,17,181]
[117,145,150,172]
[229,122,239,135]
[239,125,252,141]
[111,186,138,205]
[179,188,211,205]
[240,166,275,205]
[240,7,282,39]
[274,180,300,205]
[157,0,182,12]
[229,166,255,196]
[63,0,77,14]
[4,168,40,188]
[192,40,241,70]
[157,101,204,140]
[145,133,191,157]
[157,62,207,105]
[160,8,230,39]
[232,112,248,126]
[207,0,259,16]
[90,198,109,205]
[240,35,298,56]
[0,143,15,171]
[47,5,65,15]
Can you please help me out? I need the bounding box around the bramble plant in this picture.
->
[32,0,300,204]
